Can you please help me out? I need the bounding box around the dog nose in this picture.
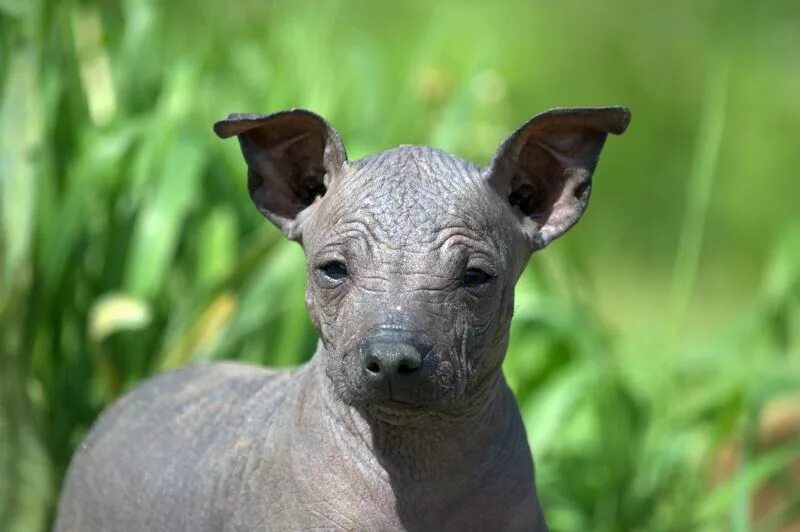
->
[362,341,423,378]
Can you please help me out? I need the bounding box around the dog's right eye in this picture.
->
[318,261,348,282]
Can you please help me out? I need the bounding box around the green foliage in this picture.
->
[1,0,798,530]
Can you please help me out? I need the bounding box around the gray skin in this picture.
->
[56,106,630,531]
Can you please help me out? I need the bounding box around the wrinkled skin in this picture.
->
[56,107,630,531]
[308,146,527,413]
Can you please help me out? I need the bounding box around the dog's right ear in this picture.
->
[214,110,347,241]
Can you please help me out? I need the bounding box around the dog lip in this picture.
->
[367,401,432,425]
[383,398,424,408]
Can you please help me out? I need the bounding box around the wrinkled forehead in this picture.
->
[318,146,497,244]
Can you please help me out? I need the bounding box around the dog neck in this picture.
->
[308,347,523,485]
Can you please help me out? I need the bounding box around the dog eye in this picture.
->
[462,268,492,288]
[319,261,348,281]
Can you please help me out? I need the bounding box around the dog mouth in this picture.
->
[365,401,433,425]
[356,371,462,417]
[354,386,441,409]
[374,397,434,413]
[329,341,464,414]
[362,355,457,403]
[382,398,425,408]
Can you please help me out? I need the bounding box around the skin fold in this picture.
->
[55,106,630,531]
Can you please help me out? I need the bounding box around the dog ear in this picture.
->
[214,109,347,241]
[485,107,630,249]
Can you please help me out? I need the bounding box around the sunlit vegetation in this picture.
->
[1,0,798,530]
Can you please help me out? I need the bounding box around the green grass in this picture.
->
[1,0,799,530]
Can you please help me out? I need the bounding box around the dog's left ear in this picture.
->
[485,107,630,249]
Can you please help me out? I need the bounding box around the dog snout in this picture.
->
[363,341,422,376]
[360,330,430,387]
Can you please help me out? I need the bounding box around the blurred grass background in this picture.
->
[1,0,799,530]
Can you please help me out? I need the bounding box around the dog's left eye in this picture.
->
[462,268,492,288]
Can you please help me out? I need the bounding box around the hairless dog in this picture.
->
[56,106,630,531]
